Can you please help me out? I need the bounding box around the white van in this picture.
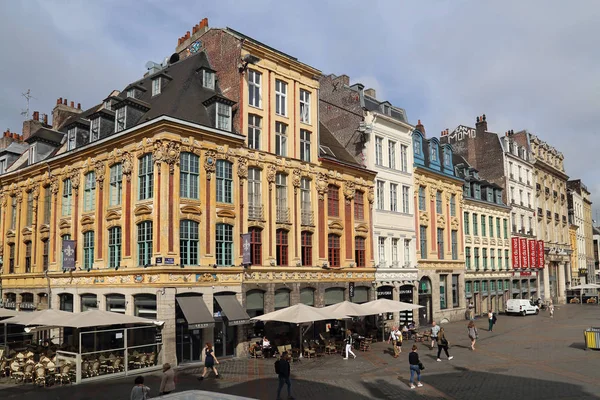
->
[505,299,539,316]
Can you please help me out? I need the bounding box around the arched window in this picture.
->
[180,152,200,199]
[276,229,288,266]
[138,154,154,200]
[134,294,157,319]
[301,231,312,266]
[216,160,233,203]
[106,294,126,314]
[216,223,233,266]
[300,288,315,306]
[180,220,199,266]
[274,288,290,310]
[137,221,153,266]
[249,227,262,266]
[4,293,16,309]
[246,290,264,318]
[80,293,98,311]
[355,237,366,267]
[328,234,341,268]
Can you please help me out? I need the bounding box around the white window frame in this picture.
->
[62,178,72,216]
[83,171,96,212]
[248,70,262,108]
[300,129,311,162]
[83,231,95,270]
[248,167,262,217]
[109,163,122,206]
[248,114,261,150]
[203,70,215,90]
[275,122,287,157]
[400,144,408,172]
[376,180,385,210]
[391,238,399,262]
[275,79,287,116]
[388,140,396,169]
[375,136,383,166]
[29,144,36,164]
[299,89,310,123]
[115,107,126,133]
[404,239,411,264]
[216,103,232,132]
[180,152,200,199]
[301,177,311,215]
[67,128,76,151]
[126,88,135,98]
[90,118,100,142]
[402,185,410,214]
[276,173,287,218]
[390,183,398,212]
[378,237,386,263]
[152,77,161,96]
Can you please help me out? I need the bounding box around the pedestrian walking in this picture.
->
[467,321,478,351]
[130,376,150,400]
[436,327,453,361]
[159,362,176,395]
[198,342,221,381]
[408,344,424,389]
[549,303,554,318]
[488,309,494,332]
[343,329,356,360]
[388,326,401,358]
[275,352,295,400]
[430,321,440,350]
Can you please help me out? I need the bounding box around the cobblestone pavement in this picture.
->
[1,304,600,399]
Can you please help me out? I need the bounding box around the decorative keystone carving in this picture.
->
[344,181,356,201]
[50,178,59,194]
[237,157,248,180]
[367,186,375,204]
[266,164,277,186]
[70,170,80,190]
[316,173,328,200]
[204,150,217,178]
[94,160,106,189]
[292,169,301,191]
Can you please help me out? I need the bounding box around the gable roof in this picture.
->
[319,122,362,168]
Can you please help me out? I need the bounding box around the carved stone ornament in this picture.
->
[367,187,375,204]
[237,156,248,179]
[15,191,23,203]
[204,150,217,177]
[419,211,429,226]
[164,141,181,174]
[122,152,133,180]
[292,169,301,190]
[266,164,277,185]
[316,173,328,199]
[94,160,106,188]
[50,178,59,194]
[344,181,356,200]
[0,193,5,208]
[70,170,81,190]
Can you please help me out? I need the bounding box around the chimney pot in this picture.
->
[70,101,74,108]
[63,99,67,105]
[33,111,39,121]
[77,103,81,109]
[43,114,48,125]
[57,98,61,105]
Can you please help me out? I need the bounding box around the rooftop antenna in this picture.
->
[21,89,37,119]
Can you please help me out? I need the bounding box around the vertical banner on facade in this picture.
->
[241,233,251,265]
[349,282,355,298]
[528,239,538,269]
[520,238,529,269]
[537,240,545,269]
[511,237,520,269]
[62,240,76,271]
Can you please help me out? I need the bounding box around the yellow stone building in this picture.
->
[412,125,466,324]
[0,21,376,365]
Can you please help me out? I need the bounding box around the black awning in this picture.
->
[215,295,250,326]
[176,296,215,329]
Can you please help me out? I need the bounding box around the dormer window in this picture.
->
[430,144,438,162]
[67,128,76,151]
[152,77,161,96]
[29,144,36,164]
[202,70,215,90]
[0,159,6,174]
[127,89,135,98]
[115,107,126,133]
[90,118,100,142]
[216,102,231,131]
[444,151,450,166]
[104,100,112,111]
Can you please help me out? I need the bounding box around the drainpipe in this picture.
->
[44,162,52,309]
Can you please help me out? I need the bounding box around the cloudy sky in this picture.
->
[2,1,599,214]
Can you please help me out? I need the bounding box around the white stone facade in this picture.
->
[570,189,586,285]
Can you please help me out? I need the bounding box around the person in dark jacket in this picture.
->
[276,352,295,400]
[408,344,423,389]
[436,327,454,361]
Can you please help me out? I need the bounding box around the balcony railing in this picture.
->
[248,203,264,220]
[276,207,290,223]
[301,209,314,226]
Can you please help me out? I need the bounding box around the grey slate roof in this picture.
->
[24,128,64,145]
[319,122,362,167]
[0,141,29,156]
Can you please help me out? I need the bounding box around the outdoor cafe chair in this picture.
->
[81,360,90,378]
[146,352,156,367]
[360,338,372,352]
[34,363,46,387]
[90,360,100,376]
[0,359,8,377]
[277,345,286,356]
[133,354,147,369]
[10,360,24,383]
[23,363,34,384]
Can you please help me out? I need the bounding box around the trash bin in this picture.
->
[584,327,600,350]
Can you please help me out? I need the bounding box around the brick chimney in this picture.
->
[176,17,210,56]
[22,110,46,140]
[415,119,426,137]
[475,114,488,136]
[364,88,377,98]
[52,97,83,130]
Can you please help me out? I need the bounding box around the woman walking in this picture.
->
[198,343,221,381]
[408,344,423,389]
[488,309,494,332]
[436,327,453,362]
[343,329,356,360]
[467,321,478,351]
[159,363,176,395]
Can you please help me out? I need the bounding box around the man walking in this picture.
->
[388,326,401,358]
[430,321,440,350]
[275,352,294,400]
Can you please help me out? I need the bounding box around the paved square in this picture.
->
[2,304,600,399]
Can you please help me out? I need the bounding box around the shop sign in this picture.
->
[528,239,538,269]
[537,240,545,268]
[520,271,532,277]
[155,331,163,344]
[435,269,454,273]
[155,257,163,264]
[520,238,529,269]
[189,323,213,329]
[511,238,520,269]
[165,258,175,265]
[349,282,355,298]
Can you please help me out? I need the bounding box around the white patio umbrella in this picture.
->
[2,309,74,326]
[569,283,600,304]
[0,308,18,319]
[358,298,423,314]
[60,310,160,329]
[320,301,372,318]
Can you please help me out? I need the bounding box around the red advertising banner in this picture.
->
[520,238,529,269]
[528,239,538,269]
[537,240,545,269]
[511,237,520,269]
